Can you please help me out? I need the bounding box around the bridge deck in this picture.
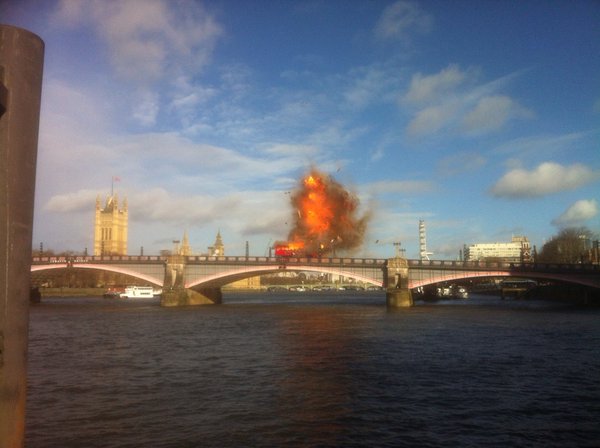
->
[31,255,600,271]
[31,256,600,290]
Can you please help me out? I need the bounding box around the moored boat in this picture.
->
[119,286,157,299]
[103,287,124,299]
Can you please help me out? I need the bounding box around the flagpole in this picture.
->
[111,176,114,197]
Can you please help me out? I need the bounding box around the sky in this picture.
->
[3,0,600,259]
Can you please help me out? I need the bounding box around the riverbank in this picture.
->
[35,285,600,305]
[39,287,105,297]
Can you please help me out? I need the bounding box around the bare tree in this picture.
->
[538,227,595,263]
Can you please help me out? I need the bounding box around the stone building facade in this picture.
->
[464,236,531,263]
[94,194,128,255]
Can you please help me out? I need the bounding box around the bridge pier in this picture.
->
[386,289,413,307]
[161,255,222,306]
[161,287,222,306]
[385,257,413,307]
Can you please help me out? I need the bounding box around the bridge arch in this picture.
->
[31,257,599,296]
[410,270,599,290]
[187,265,383,289]
[31,264,163,287]
[409,271,510,289]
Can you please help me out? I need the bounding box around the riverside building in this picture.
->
[464,236,531,263]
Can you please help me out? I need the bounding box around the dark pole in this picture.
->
[0,25,44,447]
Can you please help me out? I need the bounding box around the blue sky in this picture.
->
[3,0,599,258]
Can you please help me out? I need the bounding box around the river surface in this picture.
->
[26,292,600,447]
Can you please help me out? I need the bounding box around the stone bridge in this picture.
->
[31,255,600,307]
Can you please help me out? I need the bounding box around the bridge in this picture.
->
[31,255,600,306]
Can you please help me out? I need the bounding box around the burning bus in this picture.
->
[273,240,329,258]
[274,241,305,257]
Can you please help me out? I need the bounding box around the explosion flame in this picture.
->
[279,167,369,256]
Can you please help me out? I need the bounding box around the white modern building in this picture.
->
[464,236,531,262]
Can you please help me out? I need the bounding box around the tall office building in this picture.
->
[464,236,531,262]
[94,194,128,255]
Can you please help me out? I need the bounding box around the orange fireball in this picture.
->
[300,176,333,236]
[285,167,369,255]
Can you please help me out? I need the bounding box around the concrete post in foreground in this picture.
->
[385,257,413,307]
[0,25,44,447]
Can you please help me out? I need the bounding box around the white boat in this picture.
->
[119,286,158,299]
[436,285,468,299]
[454,286,469,299]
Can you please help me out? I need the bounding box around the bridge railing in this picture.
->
[184,255,388,265]
[408,259,599,272]
[32,255,166,263]
[31,255,598,273]
[34,256,424,265]
[408,259,516,269]
[505,262,599,272]
[32,255,388,266]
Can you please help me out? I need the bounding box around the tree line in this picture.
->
[537,227,599,264]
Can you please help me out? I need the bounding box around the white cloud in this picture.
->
[493,131,590,157]
[52,0,223,130]
[308,120,367,150]
[44,190,100,213]
[53,0,85,25]
[402,65,531,137]
[36,123,330,246]
[44,187,292,241]
[35,78,129,203]
[170,87,217,111]
[261,143,320,158]
[132,91,160,126]
[462,95,532,134]
[490,162,600,198]
[40,78,112,139]
[54,0,222,85]
[552,199,599,227]
[406,102,458,136]
[375,1,432,40]
[367,180,435,195]
[436,152,486,177]
[344,67,393,108]
[404,64,470,105]
[370,146,385,162]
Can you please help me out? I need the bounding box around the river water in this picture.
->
[26,292,600,447]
